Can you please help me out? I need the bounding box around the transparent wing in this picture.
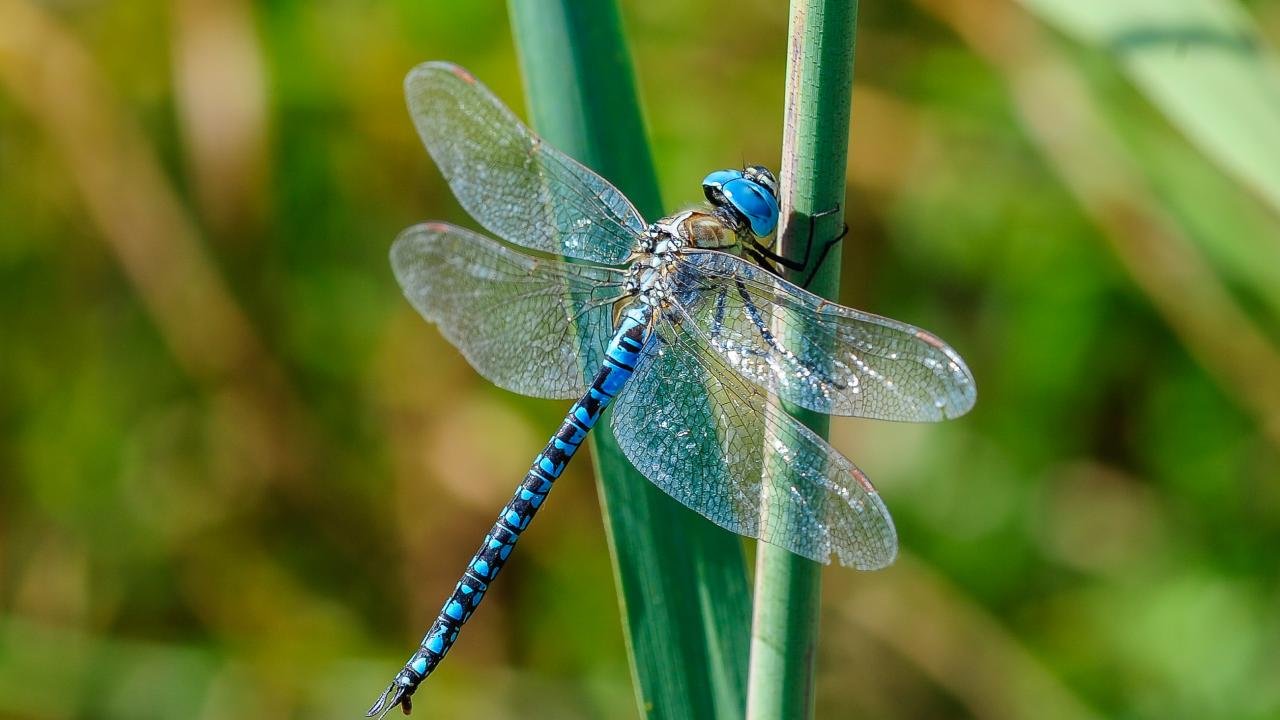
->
[405,62,645,265]
[610,314,897,569]
[392,223,625,399]
[674,251,976,422]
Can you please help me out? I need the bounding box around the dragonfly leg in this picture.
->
[731,279,842,389]
[799,211,848,289]
[711,283,729,342]
[743,245,782,277]
[747,204,847,288]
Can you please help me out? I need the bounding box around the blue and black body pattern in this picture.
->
[368,310,651,717]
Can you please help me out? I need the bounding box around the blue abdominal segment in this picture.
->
[367,307,652,717]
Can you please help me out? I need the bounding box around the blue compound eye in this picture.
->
[702,167,780,237]
[701,169,744,196]
[721,178,779,237]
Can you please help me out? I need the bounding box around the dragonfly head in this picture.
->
[702,166,780,238]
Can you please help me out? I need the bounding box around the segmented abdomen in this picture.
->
[369,306,650,716]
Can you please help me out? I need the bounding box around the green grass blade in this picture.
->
[746,2,859,719]
[507,4,752,719]
[1017,0,1280,216]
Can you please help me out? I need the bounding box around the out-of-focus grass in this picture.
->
[1018,0,1280,218]
[0,1,1278,719]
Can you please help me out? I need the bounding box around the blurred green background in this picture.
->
[3,1,1279,718]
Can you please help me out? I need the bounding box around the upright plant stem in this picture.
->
[508,4,752,720]
[747,2,859,719]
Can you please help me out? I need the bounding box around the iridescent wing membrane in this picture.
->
[676,252,976,421]
[610,253,976,568]
[405,62,645,266]
[392,223,624,399]
[610,318,898,569]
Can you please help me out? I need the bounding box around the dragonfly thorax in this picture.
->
[649,215,689,255]
[624,266,668,309]
[622,219,692,309]
[647,209,740,253]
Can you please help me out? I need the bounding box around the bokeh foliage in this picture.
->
[1,1,1278,719]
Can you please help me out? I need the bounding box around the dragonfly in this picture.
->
[368,61,976,717]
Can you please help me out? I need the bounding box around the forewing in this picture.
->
[609,316,897,569]
[405,62,644,265]
[392,223,624,399]
[677,251,976,422]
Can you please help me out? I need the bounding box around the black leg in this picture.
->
[748,204,847,289]
[746,238,807,271]
[730,277,842,388]
[709,283,730,343]
[743,246,782,277]
[799,220,847,289]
